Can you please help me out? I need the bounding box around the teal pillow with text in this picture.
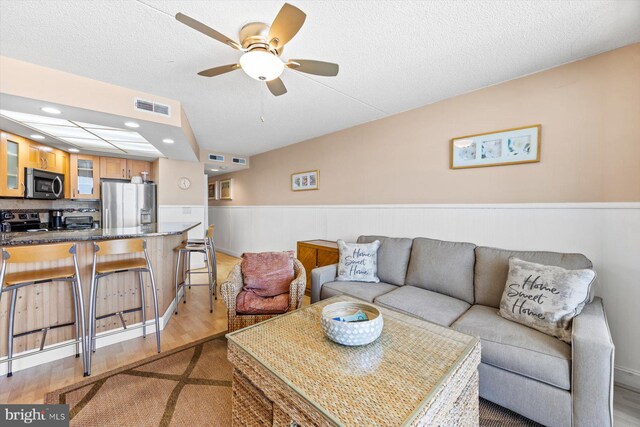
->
[498,257,596,343]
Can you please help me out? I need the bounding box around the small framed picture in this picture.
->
[219,179,232,200]
[208,181,219,200]
[291,170,319,191]
[450,125,541,169]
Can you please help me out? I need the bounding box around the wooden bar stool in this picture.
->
[174,225,217,314]
[0,243,87,377]
[87,239,159,376]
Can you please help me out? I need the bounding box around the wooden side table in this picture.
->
[296,240,339,293]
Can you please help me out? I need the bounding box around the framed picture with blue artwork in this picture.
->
[450,124,541,169]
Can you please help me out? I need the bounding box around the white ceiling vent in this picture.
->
[209,154,225,162]
[134,98,171,117]
[232,157,247,165]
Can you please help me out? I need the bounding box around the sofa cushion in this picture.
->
[241,251,295,297]
[357,235,413,286]
[405,237,476,304]
[452,304,572,390]
[236,290,290,315]
[374,285,470,326]
[475,246,594,308]
[320,281,397,303]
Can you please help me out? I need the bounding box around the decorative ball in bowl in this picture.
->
[321,302,383,346]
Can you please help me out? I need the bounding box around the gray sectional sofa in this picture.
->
[311,236,614,427]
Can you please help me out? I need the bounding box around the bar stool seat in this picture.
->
[95,258,148,274]
[4,266,76,285]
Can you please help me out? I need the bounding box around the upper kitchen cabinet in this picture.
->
[99,157,152,180]
[100,156,128,179]
[0,132,25,197]
[70,153,100,199]
[126,159,152,180]
[25,141,68,174]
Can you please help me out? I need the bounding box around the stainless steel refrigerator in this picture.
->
[101,181,157,228]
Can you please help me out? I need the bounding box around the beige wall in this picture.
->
[156,158,205,206]
[211,43,640,206]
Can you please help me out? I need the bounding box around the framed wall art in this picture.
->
[219,179,233,200]
[208,180,219,200]
[291,170,319,191]
[450,125,541,169]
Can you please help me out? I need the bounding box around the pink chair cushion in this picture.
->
[241,251,295,297]
[236,290,290,315]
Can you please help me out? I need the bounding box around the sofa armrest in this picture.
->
[571,297,615,427]
[220,263,243,314]
[311,264,337,303]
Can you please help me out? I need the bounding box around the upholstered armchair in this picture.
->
[221,258,306,332]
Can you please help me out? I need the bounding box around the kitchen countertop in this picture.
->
[0,222,201,246]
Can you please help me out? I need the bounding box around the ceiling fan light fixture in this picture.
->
[239,50,284,81]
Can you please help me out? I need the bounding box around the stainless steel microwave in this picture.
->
[24,168,64,199]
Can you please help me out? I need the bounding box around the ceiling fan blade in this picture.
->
[197,64,241,77]
[287,60,339,76]
[266,78,287,96]
[176,12,242,50]
[268,3,306,49]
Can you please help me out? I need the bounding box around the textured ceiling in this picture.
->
[1,0,638,157]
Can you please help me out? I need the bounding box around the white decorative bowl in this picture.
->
[321,302,383,346]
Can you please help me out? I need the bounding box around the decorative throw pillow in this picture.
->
[336,239,381,283]
[241,251,295,297]
[499,257,596,343]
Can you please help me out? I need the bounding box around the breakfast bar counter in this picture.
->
[0,222,200,369]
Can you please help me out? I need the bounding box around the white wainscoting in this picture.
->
[158,205,206,268]
[210,202,640,389]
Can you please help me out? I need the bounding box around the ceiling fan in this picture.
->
[175,3,339,96]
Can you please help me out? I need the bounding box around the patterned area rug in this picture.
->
[45,333,541,426]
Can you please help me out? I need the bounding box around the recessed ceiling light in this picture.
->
[41,107,61,115]
[30,134,45,140]
[124,121,140,128]
[210,168,219,172]
[68,148,80,153]
[162,138,174,144]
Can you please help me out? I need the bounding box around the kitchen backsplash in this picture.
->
[0,199,101,224]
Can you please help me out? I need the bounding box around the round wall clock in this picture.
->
[177,177,191,190]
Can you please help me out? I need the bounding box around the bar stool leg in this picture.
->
[187,251,191,289]
[174,250,182,315]
[205,249,213,313]
[7,289,17,377]
[212,248,218,300]
[72,277,89,377]
[71,281,80,358]
[138,271,146,338]
[183,251,188,304]
[91,278,99,353]
[148,270,161,353]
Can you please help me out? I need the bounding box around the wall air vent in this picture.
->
[209,154,225,162]
[134,98,171,117]
[232,157,247,165]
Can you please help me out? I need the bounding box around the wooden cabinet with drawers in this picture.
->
[297,240,339,293]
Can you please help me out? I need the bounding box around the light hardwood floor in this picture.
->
[1,251,638,426]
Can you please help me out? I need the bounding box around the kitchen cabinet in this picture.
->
[0,132,25,197]
[126,159,152,179]
[24,141,67,173]
[98,157,151,180]
[297,240,339,293]
[100,156,128,179]
[70,154,100,199]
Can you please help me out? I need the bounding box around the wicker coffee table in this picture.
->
[227,295,480,426]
